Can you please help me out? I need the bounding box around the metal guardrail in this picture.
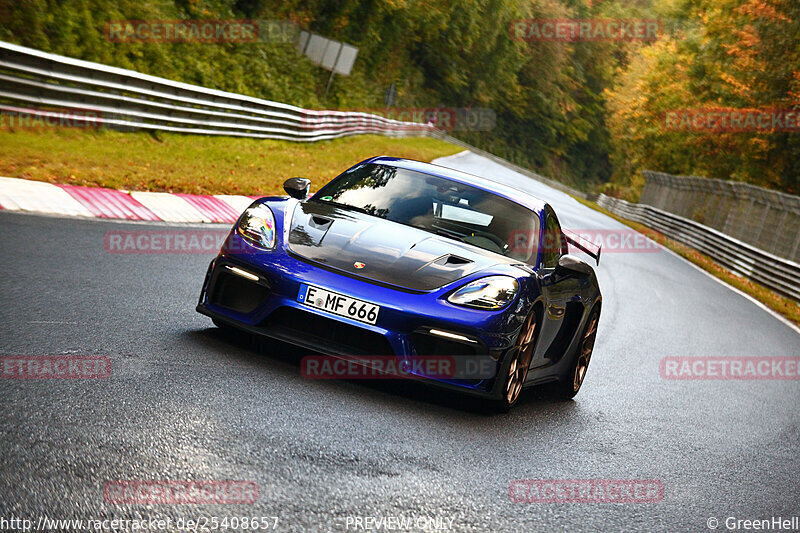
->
[0,41,432,141]
[593,194,800,302]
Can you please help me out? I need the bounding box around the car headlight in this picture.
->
[237,203,276,249]
[447,276,519,310]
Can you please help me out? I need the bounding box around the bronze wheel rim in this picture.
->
[573,313,598,392]
[506,313,536,405]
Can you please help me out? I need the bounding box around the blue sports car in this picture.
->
[197,157,601,410]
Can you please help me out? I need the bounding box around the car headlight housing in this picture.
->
[237,203,276,249]
[447,276,519,310]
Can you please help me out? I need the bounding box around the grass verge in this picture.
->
[0,127,463,195]
[573,197,800,327]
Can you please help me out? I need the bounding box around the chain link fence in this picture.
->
[641,171,800,263]
[594,193,800,303]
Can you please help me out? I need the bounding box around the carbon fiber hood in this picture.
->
[285,200,517,291]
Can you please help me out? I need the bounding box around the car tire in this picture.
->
[494,311,538,412]
[550,307,600,400]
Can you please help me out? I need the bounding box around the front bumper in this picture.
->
[196,244,524,398]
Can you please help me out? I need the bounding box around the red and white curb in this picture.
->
[0,176,258,223]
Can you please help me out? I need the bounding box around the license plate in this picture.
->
[298,284,380,325]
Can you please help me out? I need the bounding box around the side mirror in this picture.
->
[555,254,593,278]
[283,177,310,200]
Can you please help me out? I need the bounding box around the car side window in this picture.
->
[542,212,563,269]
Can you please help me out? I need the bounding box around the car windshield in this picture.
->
[311,163,539,261]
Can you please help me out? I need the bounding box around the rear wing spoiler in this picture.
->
[563,230,602,266]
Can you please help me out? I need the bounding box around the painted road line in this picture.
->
[130,191,207,223]
[0,177,94,217]
[175,194,241,223]
[58,184,160,221]
[214,194,257,216]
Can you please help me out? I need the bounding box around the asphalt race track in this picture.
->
[1,152,798,532]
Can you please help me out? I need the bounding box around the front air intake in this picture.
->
[209,270,270,314]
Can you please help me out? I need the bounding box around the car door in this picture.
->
[530,206,576,370]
